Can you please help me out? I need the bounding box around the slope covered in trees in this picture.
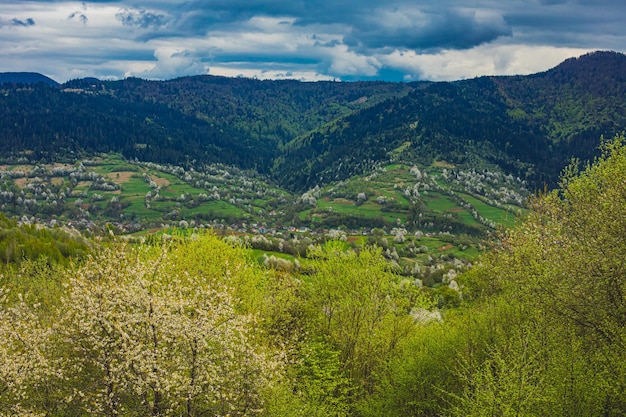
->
[1,51,626,191]
[275,51,626,190]
[0,213,89,267]
[1,135,625,416]
[0,76,411,172]
[78,76,414,150]
[0,82,272,169]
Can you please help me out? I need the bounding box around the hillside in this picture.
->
[0,81,263,169]
[0,76,411,172]
[1,51,625,192]
[1,136,625,416]
[274,51,626,190]
[67,76,414,150]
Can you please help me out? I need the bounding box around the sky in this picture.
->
[0,1,624,83]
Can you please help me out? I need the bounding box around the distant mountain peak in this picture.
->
[545,50,626,78]
[0,72,59,86]
[564,50,624,65]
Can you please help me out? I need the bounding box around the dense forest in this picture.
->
[275,51,626,190]
[0,75,411,173]
[1,51,625,191]
[1,134,625,416]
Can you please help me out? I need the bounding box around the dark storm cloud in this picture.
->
[68,11,88,24]
[107,1,514,52]
[11,0,624,52]
[1,0,625,82]
[177,0,623,50]
[106,0,607,52]
[115,8,166,28]
[344,8,512,52]
[502,0,626,49]
[10,17,36,27]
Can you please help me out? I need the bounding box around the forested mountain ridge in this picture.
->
[0,75,412,173]
[0,72,59,86]
[73,76,415,149]
[0,81,271,169]
[275,51,626,190]
[1,50,625,190]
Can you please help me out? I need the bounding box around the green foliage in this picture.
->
[0,258,65,312]
[0,288,65,415]
[291,338,353,416]
[0,214,89,268]
[364,320,463,417]
[301,242,427,403]
[2,134,626,416]
[455,134,626,416]
[0,233,283,416]
[164,232,267,315]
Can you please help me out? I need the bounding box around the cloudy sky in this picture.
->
[1,1,624,83]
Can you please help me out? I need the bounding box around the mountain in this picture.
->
[0,76,411,172]
[0,51,625,191]
[274,51,626,190]
[63,76,413,147]
[0,72,59,85]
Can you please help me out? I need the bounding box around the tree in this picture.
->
[0,233,284,416]
[500,135,626,357]
[61,238,282,416]
[301,242,427,404]
[0,288,66,416]
[456,134,626,416]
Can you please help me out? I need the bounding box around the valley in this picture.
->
[0,152,528,281]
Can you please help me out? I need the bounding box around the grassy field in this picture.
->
[424,192,458,212]
[0,155,528,241]
[293,163,518,235]
[460,194,517,228]
[182,201,249,219]
[316,198,404,222]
